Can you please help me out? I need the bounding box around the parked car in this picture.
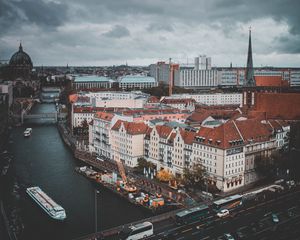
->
[224,233,235,240]
[217,209,229,218]
[272,213,279,223]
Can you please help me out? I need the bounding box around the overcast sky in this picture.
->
[1,0,300,67]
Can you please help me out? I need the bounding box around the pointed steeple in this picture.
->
[245,28,255,86]
[19,42,23,52]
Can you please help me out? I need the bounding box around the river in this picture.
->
[2,103,151,240]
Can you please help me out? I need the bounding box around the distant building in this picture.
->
[118,75,158,90]
[72,75,115,90]
[0,81,13,107]
[149,62,180,85]
[176,69,219,89]
[169,93,243,107]
[194,55,212,70]
[160,98,196,111]
[9,43,33,80]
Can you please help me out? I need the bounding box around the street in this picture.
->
[144,187,300,240]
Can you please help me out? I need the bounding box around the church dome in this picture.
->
[9,43,33,68]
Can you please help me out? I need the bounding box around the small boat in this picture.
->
[26,187,66,221]
[24,128,32,137]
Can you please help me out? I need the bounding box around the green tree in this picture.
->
[182,163,205,189]
[134,158,155,174]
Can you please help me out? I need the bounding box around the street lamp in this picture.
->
[95,189,100,240]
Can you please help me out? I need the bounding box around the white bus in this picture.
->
[119,221,153,240]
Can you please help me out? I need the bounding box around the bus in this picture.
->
[119,222,153,240]
[212,194,243,212]
[175,204,210,225]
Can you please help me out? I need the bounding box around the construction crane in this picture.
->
[114,137,137,193]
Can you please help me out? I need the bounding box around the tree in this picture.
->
[156,169,173,182]
[134,158,155,174]
[182,164,205,189]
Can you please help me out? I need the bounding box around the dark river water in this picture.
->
[2,103,150,240]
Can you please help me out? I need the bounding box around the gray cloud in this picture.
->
[0,0,68,35]
[1,0,300,65]
[103,25,130,38]
[147,22,174,32]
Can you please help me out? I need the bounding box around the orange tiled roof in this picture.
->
[180,130,197,145]
[111,120,148,135]
[155,125,173,139]
[235,119,273,144]
[254,93,300,120]
[195,121,244,149]
[255,76,289,87]
[94,111,114,121]
[69,94,78,103]
[147,96,160,103]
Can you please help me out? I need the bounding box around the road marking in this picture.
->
[192,231,200,235]
[246,206,255,210]
[202,236,210,240]
[196,223,206,228]
[176,237,185,240]
[181,228,193,233]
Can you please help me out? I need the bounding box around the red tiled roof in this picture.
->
[255,76,289,87]
[73,107,125,113]
[195,121,243,149]
[253,93,300,120]
[147,96,160,103]
[187,109,240,124]
[180,130,197,145]
[122,108,189,116]
[111,120,148,135]
[94,111,114,121]
[235,119,273,144]
[155,125,173,139]
[69,94,78,103]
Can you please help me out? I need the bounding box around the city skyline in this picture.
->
[1,0,300,66]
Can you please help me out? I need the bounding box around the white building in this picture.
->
[170,93,243,107]
[111,120,149,167]
[290,70,300,87]
[217,69,245,86]
[193,121,246,192]
[72,75,115,90]
[86,91,149,108]
[176,69,218,89]
[118,75,158,90]
[90,112,133,159]
[194,55,212,70]
[160,98,196,111]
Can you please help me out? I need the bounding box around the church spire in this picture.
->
[19,41,23,52]
[245,27,255,86]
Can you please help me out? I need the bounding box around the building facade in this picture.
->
[111,120,148,167]
[170,93,243,107]
[118,75,158,89]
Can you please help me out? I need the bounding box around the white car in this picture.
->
[217,209,229,218]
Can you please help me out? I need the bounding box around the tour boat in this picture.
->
[26,186,66,221]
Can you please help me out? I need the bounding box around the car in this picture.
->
[272,213,279,223]
[224,233,235,240]
[217,209,230,218]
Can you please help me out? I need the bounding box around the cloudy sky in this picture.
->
[1,0,300,67]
